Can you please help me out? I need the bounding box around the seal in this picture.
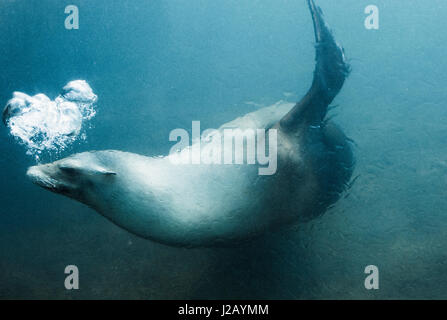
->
[26,0,354,247]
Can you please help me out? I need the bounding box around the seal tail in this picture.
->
[279,0,350,131]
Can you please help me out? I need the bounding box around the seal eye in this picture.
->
[59,166,78,175]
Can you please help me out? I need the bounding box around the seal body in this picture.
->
[26,0,354,247]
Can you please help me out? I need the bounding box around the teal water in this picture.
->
[1,0,447,299]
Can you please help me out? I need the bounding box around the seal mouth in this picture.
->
[26,165,70,193]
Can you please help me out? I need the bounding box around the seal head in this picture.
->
[27,152,116,203]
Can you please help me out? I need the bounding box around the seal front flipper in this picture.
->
[279,0,350,130]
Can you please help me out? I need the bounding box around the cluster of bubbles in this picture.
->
[2,80,97,161]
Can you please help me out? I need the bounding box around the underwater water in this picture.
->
[0,0,446,299]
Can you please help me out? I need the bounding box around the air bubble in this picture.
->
[3,80,97,161]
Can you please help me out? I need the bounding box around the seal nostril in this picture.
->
[26,166,39,179]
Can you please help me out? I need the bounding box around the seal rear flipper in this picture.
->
[279,0,350,131]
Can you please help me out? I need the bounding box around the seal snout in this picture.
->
[26,165,59,190]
